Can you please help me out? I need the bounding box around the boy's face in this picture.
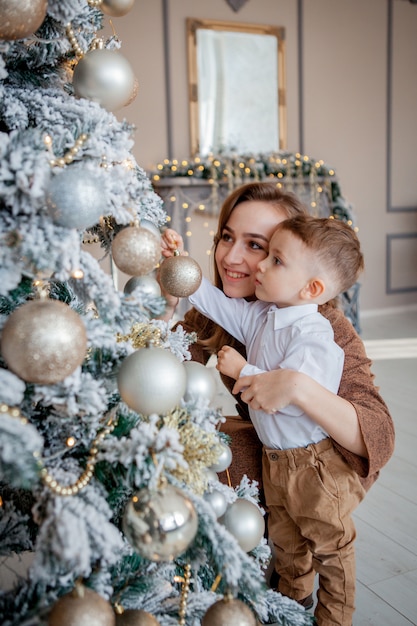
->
[254,228,317,307]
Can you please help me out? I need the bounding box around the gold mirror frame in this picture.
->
[186,18,287,156]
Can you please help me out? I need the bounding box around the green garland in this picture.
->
[150,151,355,225]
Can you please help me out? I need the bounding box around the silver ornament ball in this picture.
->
[0,0,47,40]
[1,300,87,385]
[123,484,198,561]
[202,597,256,626]
[209,442,232,473]
[48,586,115,626]
[73,49,136,111]
[115,609,161,626]
[124,275,161,298]
[112,227,160,276]
[46,167,107,230]
[221,498,265,553]
[183,361,217,403]
[139,219,161,241]
[117,345,187,415]
[101,0,135,17]
[204,489,228,519]
[159,255,202,297]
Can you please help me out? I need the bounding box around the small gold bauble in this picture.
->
[202,597,257,626]
[48,586,115,626]
[0,0,47,40]
[112,227,160,276]
[159,255,202,297]
[1,300,87,384]
[115,608,161,626]
[101,0,135,17]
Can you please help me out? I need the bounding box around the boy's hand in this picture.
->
[161,228,184,258]
[216,345,247,380]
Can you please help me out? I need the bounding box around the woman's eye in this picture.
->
[249,240,265,251]
[221,233,233,242]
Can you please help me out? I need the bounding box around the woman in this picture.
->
[162,182,394,492]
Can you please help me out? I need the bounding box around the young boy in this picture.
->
[169,215,365,625]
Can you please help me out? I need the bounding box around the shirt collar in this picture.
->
[268,303,319,330]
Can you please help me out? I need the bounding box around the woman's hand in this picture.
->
[217,345,247,380]
[160,228,184,258]
[233,368,367,457]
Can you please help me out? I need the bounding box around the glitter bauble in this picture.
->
[117,345,186,415]
[124,275,161,298]
[46,167,107,230]
[183,361,217,403]
[209,442,232,473]
[101,0,135,17]
[0,0,47,40]
[202,597,256,626]
[115,609,161,626]
[112,227,160,276]
[220,499,265,553]
[123,484,198,561]
[204,489,228,519]
[73,49,136,111]
[159,255,202,298]
[1,300,87,384]
[48,586,115,626]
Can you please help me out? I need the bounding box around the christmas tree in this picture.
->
[0,2,313,624]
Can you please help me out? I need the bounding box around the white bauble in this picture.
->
[73,49,136,111]
[117,345,186,415]
[221,499,265,552]
[204,489,228,519]
[183,361,217,403]
[209,442,232,473]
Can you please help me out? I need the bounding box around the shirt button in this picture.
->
[270,453,278,461]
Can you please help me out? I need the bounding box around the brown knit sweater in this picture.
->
[176,302,395,492]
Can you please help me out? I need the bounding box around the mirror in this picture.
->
[186,18,286,157]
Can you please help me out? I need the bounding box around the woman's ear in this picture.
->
[302,278,326,301]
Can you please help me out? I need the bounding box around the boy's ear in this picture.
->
[302,278,325,300]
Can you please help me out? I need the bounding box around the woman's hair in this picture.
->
[185,182,308,355]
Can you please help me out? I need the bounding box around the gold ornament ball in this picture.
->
[0,0,47,40]
[101,0,136,17]
[159,255,202,297]
[48,586,115,626]
[1,300,87,384]
[115,609,161,626]
[202,597,257,626]
[123,484,198,561]
[112,227,160,276]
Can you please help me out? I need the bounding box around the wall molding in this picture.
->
[386,232,417,293]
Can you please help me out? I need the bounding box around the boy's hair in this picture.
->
[276,215,364,295]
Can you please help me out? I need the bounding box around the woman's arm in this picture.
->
[233,369,367,456]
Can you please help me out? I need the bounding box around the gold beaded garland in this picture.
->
[178,563,191,626]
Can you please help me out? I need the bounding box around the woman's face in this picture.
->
[215,200,288,299]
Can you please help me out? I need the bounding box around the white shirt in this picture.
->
[189,277,344,449]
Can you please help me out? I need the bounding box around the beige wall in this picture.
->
[106,0,417,314]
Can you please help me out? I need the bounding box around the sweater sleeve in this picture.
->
[320,303,395,487]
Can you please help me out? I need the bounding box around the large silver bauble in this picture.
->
[46,167,107,230]
[117,345,186,415]
[204,489,228,519]
[101,0,135,17]
[159,255,202,297]
[202,597,256,626]
[1,300,87,385]
[112,227,160,276]
[48,586,115,626]
[73,49,136,111]
[221,499,265,553]
[124,275,161,298]
[115,609,161,626]
[183,361,217,403]
[209,442,232,473]
[123,484,198,561]
[0,0,47,40]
